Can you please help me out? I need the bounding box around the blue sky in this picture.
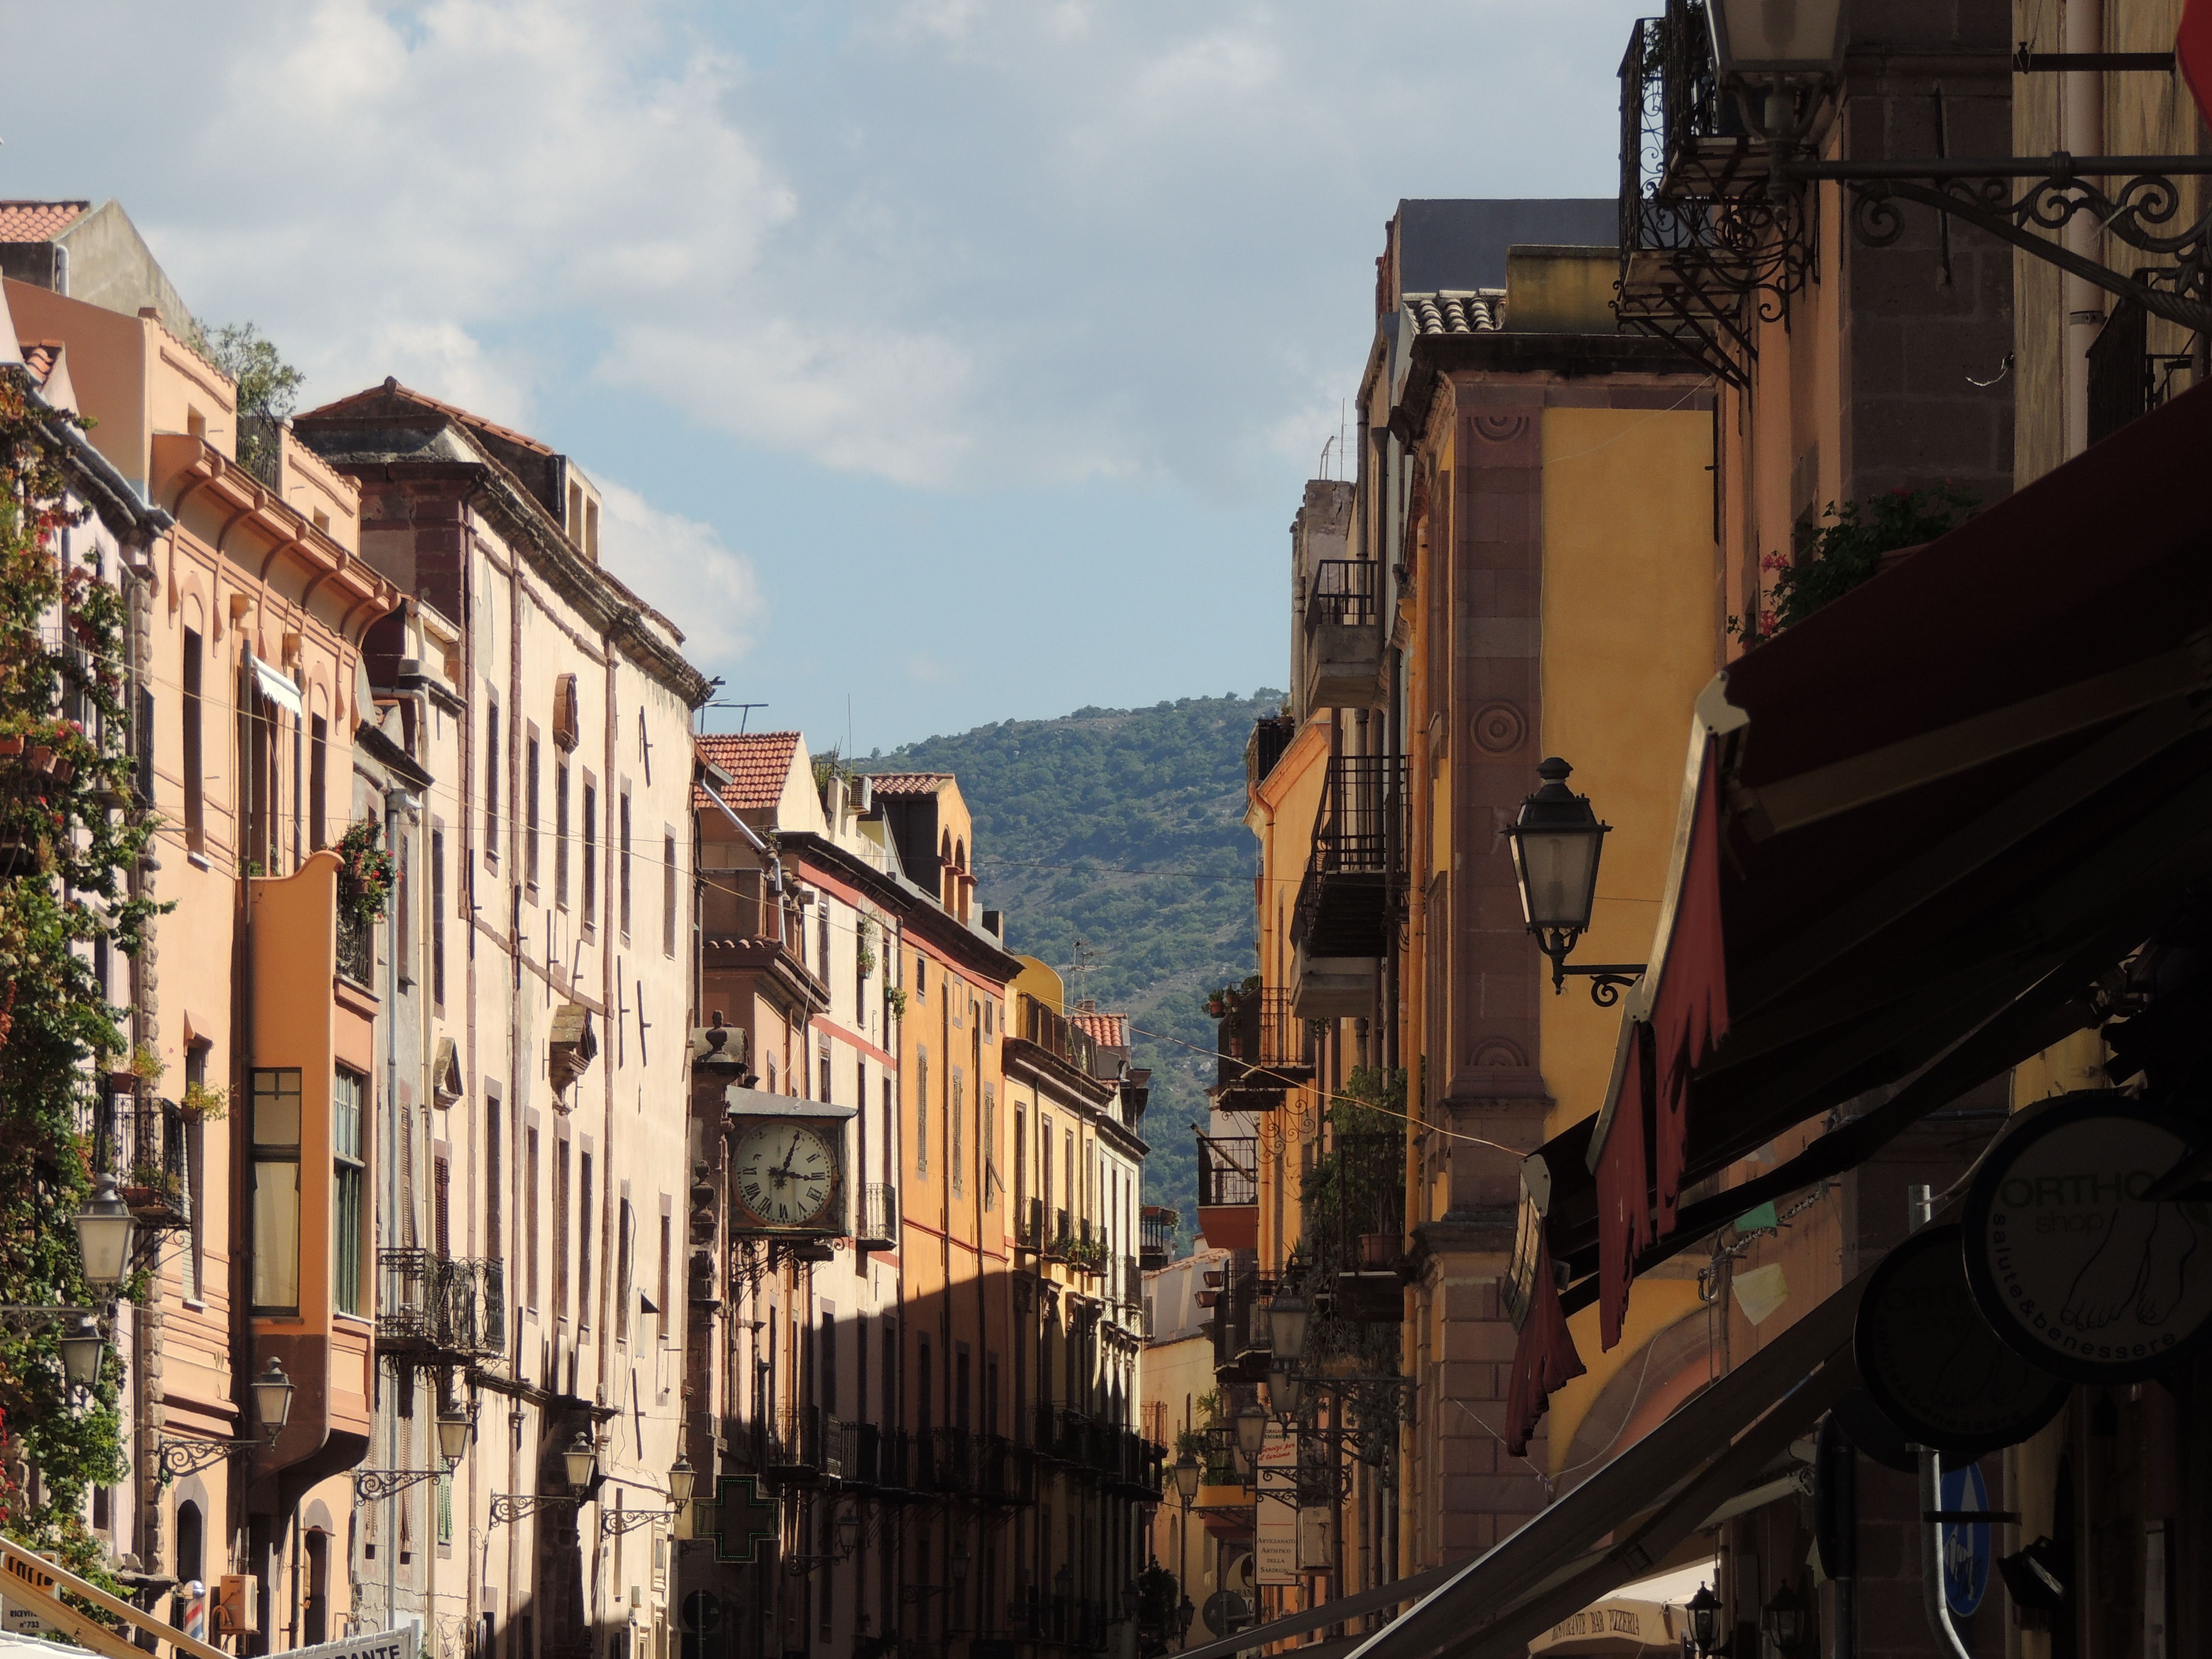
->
[3,0,1651,754]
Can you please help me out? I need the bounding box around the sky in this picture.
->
[2,0,1651,755]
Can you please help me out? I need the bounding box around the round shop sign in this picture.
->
[1964,1094,2212,1382]
[1854,1223,2071,1458]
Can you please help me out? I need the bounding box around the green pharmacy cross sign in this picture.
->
[696,1474,780,1564]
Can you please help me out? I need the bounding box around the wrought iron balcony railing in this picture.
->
[337,908,375,986]
[116,1096,191,1229]
[377,1250,507,1360]
[1246,713,1295,795]
[1197,1137,1257,1209]
[858,1182,898,1248]
[1306,559,1378,627]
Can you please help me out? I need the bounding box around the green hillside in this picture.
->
[863,690,1284,1250]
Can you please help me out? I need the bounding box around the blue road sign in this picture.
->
[1940,1463,1991,1618]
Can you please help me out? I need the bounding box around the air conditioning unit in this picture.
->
[215,1575,258,1636]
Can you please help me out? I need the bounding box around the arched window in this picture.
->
[955,838,966,872]
[176,1501,204,1587]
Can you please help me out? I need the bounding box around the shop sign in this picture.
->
[1853,1223,2070,1456]
[1963,1095,2212,1382]
[1254,1427,1298,1586]
[1939,1463,1992,1618]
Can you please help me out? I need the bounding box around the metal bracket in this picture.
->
[489,1493,580,1527]
[354,1467,450,1502]
[156,1439,260,1480]
[599,1507,672,1539]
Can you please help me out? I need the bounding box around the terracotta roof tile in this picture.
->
[298,377,555,457]
[863,772,951,797]
[18,342,61,385]
[1072,1011,1128,1048]
[697,732,803,813]
[0,201,90,242]
[1405,289,1505,336]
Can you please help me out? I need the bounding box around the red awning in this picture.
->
[1522,376,2212,1369]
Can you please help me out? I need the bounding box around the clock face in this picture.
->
[732,1122,839,1229]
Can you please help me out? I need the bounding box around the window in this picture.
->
[430,825,447,1008]
[582,775,598,928]
[525,1123,541,1312]
[486,1099,504,1267]
[915,955,927,1001]
[577,1149,594,1331]
[555,759,571,908]
[309,715,328,850]
[662,831,678,957]
[433,1144,451,1258]
[484,697,501,866]
[554,1138,572,1322]
[183,1046,207,1300]
[984,998,994,1038]
[817,1043,832,1105]
[915,1049,929,1180]
[396,831,413,988]
[951,1072,964,1200]
[182,628,204,849]
[983,1085,998,1212]
[250,1069,302,1314]
[619,789,633,938]
[526,729,541,894]
[820,1308,839,1417]
[657,1203,672,1340]
[616,1197,634,1342]
[1014,1107,1027,1215]
[817,906,830,983]
[334,1069,365,1313]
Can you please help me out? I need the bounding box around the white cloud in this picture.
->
[591,479,766,666]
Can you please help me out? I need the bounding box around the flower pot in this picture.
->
[29,746,54,775]
[49,757,73,783]
[1359,1232,1399,1269]
[0,737,22,757]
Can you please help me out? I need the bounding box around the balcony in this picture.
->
[1291,754,1404,1018]
[1615,0,1773,385]
[1213,985,1310,1107]
[115,1097,191,1230]
[336,909,374,987]
[1139,1205,1177,1272]
[768,1405,828,1484]
[1011,994,1100,1078]
[857,1182,898,1250]
[1207,1250,1269,1385]
[1246,713,1296,795]
[928,1426,974,1495]
[1197,1136,1258,1254]
[376,1250,507,1363]
[1302,558,1383,711]
[1302,1131,1409,1323]
[700,868,829,1016]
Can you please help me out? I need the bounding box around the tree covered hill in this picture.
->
[862,690,1284,1248]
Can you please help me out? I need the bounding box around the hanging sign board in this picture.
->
[1853,1223,2070,1456]
[1254,1426,1298,1586]
[1963,1094,2212,1382]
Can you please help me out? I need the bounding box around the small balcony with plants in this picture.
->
[1206,979,1311,1107]
[1196,1136,1258,1255]
[1291,753,1404,1018]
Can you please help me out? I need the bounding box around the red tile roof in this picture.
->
[0,202,90,242]
[18,342,60,385]
[697,732,803,813]
[298,376,555,457]
[1072,1011,1128,1048]
[864,772,951,797]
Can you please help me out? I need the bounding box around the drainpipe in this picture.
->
[2061,0,2105,458]
[1909,1185,1972,1659]
[383,780,415,1634]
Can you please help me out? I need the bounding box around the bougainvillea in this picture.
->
[0,370,161,1581]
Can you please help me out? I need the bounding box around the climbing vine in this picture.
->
[0,371,162,1581]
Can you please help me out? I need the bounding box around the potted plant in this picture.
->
[336,817,396,927]
[181,1081,228,1121]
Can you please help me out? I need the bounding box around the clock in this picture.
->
[730,1119,841,1238]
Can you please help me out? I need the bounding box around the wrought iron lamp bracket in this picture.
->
[489,1493,580,1527]
[601,1507,673,1539]
[157,1439,261,1479]
[1533,927,1647,1007]
[355,1467,451,1502]
[1788,154,2212,334]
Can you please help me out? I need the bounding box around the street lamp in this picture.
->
[251,1358,294,1442]
[668,1455,697,1509]
[1762,1584,1807,1658]
[837,1509,861,1556]
[1234,1404,1267,1461]
[1685,1584,1722,1658]
[950,1544,971,1587]
[563,1430,599,1495]
[1173,1451,1200,1504]
[436,1406,474,1467]
[58,1312,105,1388]
[1507,759,1643,1003]
[1706,0,1845,82]
[1267,1292,1308,1364]
[73,1174,136,1294]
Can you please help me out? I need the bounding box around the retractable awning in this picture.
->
[249,651,304,716]
[1514,376,2212,1375]
[1342,1265,1864,1659]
